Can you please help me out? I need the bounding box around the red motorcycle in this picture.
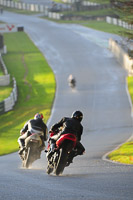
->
[46,131,77,175]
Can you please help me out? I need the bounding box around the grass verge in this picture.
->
[0,32,56,156]
[62,8,113,16]
[0,70,3,76]
[86,0,110,4]
[43,17,128,37]
[0,85,12,101]
[108,77,133,165]
[108,142,133,165]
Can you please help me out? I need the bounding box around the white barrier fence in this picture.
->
[0,77,17,114]
[62,0,99,5]
[4,77,17,112]
[0,54,17,114]
[0,54,10,86]
[109,38,133,75]
[62,0,80,3]
[0,0,49,15]
[0,74,10,86]
[0,0,64,19]
[106,16,133,30]
[82,1,99,6]
[48,12,63,19]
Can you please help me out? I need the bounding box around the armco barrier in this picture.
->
[0,53,10,86]
[0,53,17,114]
[0,0,51,15]
[62,0,99,5]
[0,53,8,75]
[106,16,133,30]
[109,38,133,75]
[0,74,10,86]
[0,0,108,20]
[0,77,17,113]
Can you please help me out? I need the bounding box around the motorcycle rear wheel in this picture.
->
[54,148,68,176]
[46,165,53,174]
[25,147,32,168]
[25,143,39,168]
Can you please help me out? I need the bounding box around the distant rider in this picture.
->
[18,113,48,155]
[68,74,76,88]
[48,111,85,165]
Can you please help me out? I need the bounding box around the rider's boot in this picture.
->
[18,146,25,155]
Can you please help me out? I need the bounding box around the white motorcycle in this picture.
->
[19,133,43,168]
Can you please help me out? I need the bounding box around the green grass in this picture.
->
[44,17,128,37]
[0,85,12,101]
[86,0,110,4]
[0,69,3,76]
[53,0,65,3]
[127,76,133,104]
[63,8,113,16]
[108,77,133,165]
[108,142,133,164]
[0,32,56,155]
[54,0,110,4]
[83,20,127,35]
[0,65,12,102]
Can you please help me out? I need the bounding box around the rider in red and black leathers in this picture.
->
[49,111,85,163]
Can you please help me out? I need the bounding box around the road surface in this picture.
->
[0,11,133,200]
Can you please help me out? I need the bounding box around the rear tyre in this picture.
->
[46,165,53,174]
[54,148,68,176]
[25,143,38,168]
[25,147,32,168]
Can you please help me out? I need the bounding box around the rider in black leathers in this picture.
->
[18,113,48,155]
[48,111,85,164]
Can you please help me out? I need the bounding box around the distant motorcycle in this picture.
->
[19,133,42,168]
[68,74,76,89]
[46,130,77,176]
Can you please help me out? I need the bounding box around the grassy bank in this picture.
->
[0,70,3,76]
[0,85,12,102]
[108,141,133,165]
[43,17,127,37]
[108,77,133,165]
[86,0,110,4]
[0,32,55,155]
[0,62,12,102]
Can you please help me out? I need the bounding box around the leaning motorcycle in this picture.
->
[46,131,77,176]
[69,78,76,89]
[19,133,42,168]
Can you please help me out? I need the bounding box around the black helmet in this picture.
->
[71,111,83,122]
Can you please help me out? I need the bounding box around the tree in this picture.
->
[110,0,133,41]
[110,0,133,24]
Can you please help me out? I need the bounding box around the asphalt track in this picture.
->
[0,11,133,200]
